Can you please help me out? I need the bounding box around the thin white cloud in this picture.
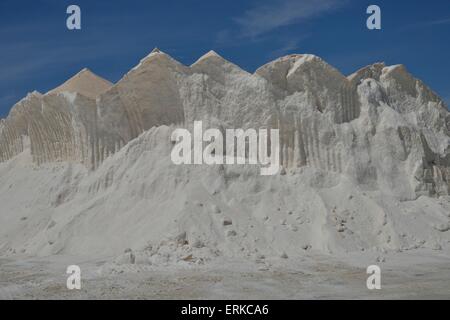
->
[267,35,310,59]
[270,39,301,56]
[427,18,450,26]
[235,0,348,38]
[0,42,103,83]
[400,17,450,31]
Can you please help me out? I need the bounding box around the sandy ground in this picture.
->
[1,249,449,299]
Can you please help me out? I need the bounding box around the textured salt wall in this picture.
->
[0,50,449,197]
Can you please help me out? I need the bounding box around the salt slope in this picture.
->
[0,126,449,262]
[1,49,449,199]
[0,49,449,262]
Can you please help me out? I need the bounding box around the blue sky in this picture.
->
[0,0,449,117]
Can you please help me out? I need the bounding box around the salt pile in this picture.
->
[0,49,449,267]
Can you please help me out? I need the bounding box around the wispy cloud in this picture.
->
[215,0,347,58]
[0,43,76,82]
[399,17,450,31]
[234,0,348,38]
[267,36,309,59]
[425,18,450,26]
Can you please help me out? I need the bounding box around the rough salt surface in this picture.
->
[0,50,449,265]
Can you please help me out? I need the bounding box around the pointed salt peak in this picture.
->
[138,47,168,64]
[47,68,113,99]
[145,47,166,59]
[79,67,91,74]
[151,47,162,54]
[192,50,227,65]
[191,50,249,75]
[202,50,221,59]
[74,68,109,81]
[65,68,88,78]
[129,48,174,72]
[68,67,101,81]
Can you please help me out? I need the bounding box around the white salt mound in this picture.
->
[0,49,449,266]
